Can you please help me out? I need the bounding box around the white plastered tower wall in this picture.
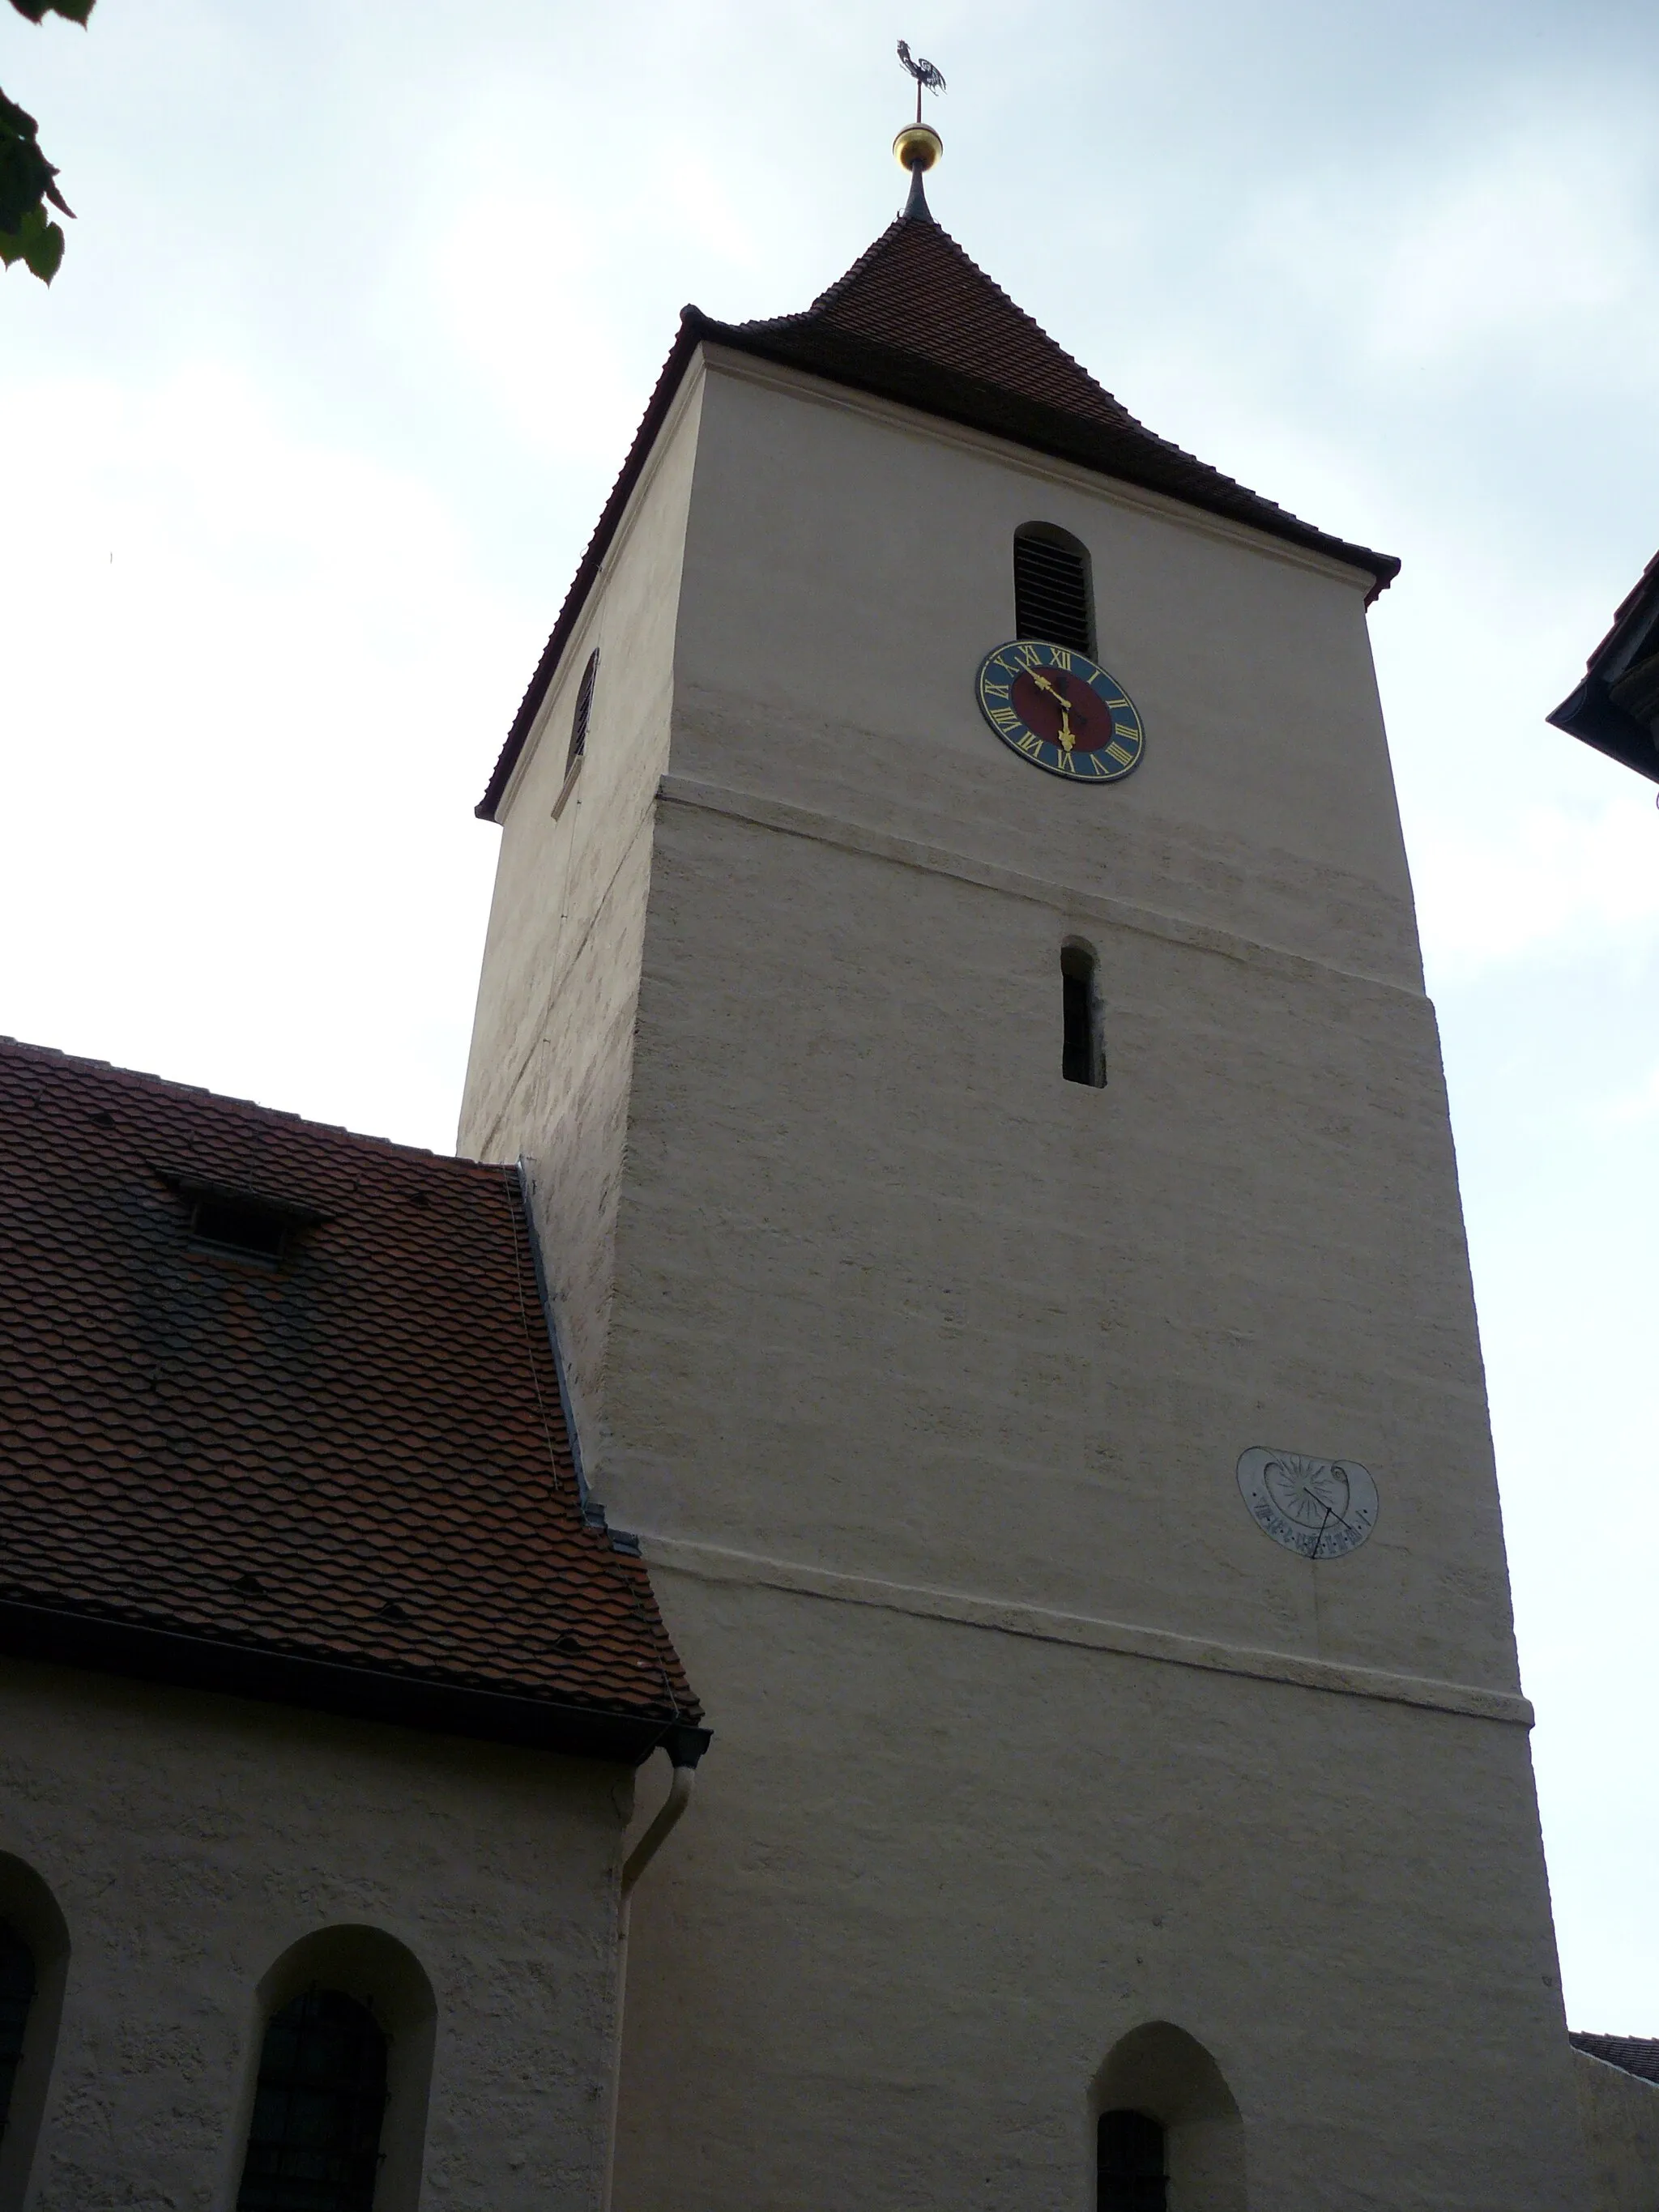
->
[460,364,706,1426]
[460,342,1590,2207]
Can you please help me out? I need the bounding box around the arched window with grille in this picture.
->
[1014,523,1094,655]
[0,1920,36,2141]
[1098,2108,1166,2212]
[0,1856,69,2204]
[237,1988,389,2212]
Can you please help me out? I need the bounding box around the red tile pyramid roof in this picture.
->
[480,209,1397,818]
[0,1038,702,1764]
[774,211,1139,428]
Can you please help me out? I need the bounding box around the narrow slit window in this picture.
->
[565,648,600,778]
[0,1920,36,2138]
[1061,941,1105,1088]
[1014,525,1094,654]
[1098,2109,1166,2212]
[237,1988,388,2212]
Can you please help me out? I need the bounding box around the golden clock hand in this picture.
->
[1030,670,1077,749]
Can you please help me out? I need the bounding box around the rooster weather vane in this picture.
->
[897,39,946,124]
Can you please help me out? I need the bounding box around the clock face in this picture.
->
[975,639,1145,782]
[1236,1448,1380,1562]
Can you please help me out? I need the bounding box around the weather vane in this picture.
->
[896,40,946,126]
[893,40,945,220]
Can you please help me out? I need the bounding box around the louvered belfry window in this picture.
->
[1098,2109,1167,2212]
[236,1988,389,2212]
[1013,525,1094,655]
[565,647,600,777]
[0,1920,36,2137]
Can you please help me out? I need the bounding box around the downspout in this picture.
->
[603,1724,709,2212]
[512,1161,710,2204]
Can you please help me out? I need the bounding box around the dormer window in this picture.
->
[1014,523,1094,655]
[191,1193,292,1260]
[163,1175,323,1265]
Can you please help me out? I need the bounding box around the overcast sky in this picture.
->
[2,0,1657,2034]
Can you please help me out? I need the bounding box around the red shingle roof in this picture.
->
[479,209,1397,819]
[1572,2034,1659,2086]
[0,1038,702,1763]
[776,212,1137,428]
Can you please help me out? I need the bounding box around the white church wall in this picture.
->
[0,1658,629,2211]
[614,1578,1579,2211]
[1574,2052,1659,2212]
[458,364,706,1426]
[458,340,1590,2204]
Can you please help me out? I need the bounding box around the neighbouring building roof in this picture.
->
[1572,2034,1659,2086]
[477,208,1400,820]
[0,1038,704,1767]
[1547,548,1659,786]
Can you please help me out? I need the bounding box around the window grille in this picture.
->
[0,1921,35,2137]
[237,1988,388,2212]
[1014,527,1094,654]
[566,648,600,776]
[1098,2109,1166,2212]
[1061,942,1105,1088]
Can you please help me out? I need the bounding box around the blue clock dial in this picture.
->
[975,640,1145,782]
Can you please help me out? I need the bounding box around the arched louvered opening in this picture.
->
[1062,940,1106,1088]
[1093,2022,1245,2212]
[1014,523,1094,655]
[565,647,600,778]
[0,1921,36,2139]
[237,1988,389,2212]
[1098,2109,1166,2212]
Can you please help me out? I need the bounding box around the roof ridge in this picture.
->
[835,219,1136,427]
[0,1034,488,1175]
[742,214,907,331]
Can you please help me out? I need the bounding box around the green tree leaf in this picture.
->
[0,202,65,281]
[2,0,92,283]
[6,1,96,24]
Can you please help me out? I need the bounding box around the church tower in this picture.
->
[458,132,1588,2211]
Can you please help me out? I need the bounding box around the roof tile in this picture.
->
[1572,2034,1659,2086]
[0,1038,701,1750]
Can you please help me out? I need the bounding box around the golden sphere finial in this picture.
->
[893,122,943,173]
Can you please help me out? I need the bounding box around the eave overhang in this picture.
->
[1547,547,1659,786]
[0,1596,710,1770]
